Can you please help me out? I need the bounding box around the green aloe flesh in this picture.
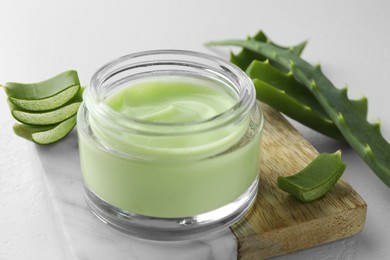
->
[207,33,390,188]
[1,71,83,144]
[10,101,81,125]
[5,70,80,111]
[8,88,83,125]
[13,115,77,145]
[247,60,344,141]
[8,84,79,111]
[277,151,346,202]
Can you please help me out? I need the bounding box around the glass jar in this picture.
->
[77,50,263,240]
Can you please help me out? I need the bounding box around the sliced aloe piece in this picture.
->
[13,115,77,145]
[277,151,346,202]
[4,70,79,99]
[4,70,80,111]
[8,87,84,125]
[8,84,79,111]
[10,101,81,125]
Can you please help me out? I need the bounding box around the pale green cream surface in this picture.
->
[106,80,236,123]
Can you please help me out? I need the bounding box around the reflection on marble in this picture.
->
[34,130,237,260]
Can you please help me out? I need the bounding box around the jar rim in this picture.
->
[85,49,257,132]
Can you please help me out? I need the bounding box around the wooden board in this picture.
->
[231,103,367,259]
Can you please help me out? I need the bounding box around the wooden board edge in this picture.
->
[234,204,367,260]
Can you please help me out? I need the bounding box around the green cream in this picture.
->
[107,80,235,123]
[79,78,261,218]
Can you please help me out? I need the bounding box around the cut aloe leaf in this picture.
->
[13,115,77,145]
[277,151,346,202]
[4,70,79,100]
[9,101,81,125]
[8,84,79,111]
[8,87,84,125]
[5,70,80,111]
[2,71,83,144]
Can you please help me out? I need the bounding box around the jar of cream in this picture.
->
[77,50,264,240]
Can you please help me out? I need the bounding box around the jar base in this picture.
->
[84,176,259,241]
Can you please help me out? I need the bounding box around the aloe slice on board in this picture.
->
[4,70,80,111]
[13,115,77,145]
[277,151,346,202]
[8,87,84,125]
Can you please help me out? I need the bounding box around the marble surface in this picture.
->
[2,0,390,259]
[34,130,236,260]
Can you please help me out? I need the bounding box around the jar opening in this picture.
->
[85,50,256,135]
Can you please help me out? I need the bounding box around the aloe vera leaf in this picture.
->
[230,31,269,70]
[4,70,80,111]
[8,84,79,111]
[247,60,329,117]
[247,60,344,141]
[231,31,307,71]
[8,87,84,125]
[207,38,390,187]
[231,33,336,138]
[4,70,79,100]
[13,115,77,145]
[252,79,344,141]
[9,101,81,125]
[277,151,346,202]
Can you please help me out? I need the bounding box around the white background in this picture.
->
[1,0,390,259]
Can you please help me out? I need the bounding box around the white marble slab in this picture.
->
[34,129,237,260]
